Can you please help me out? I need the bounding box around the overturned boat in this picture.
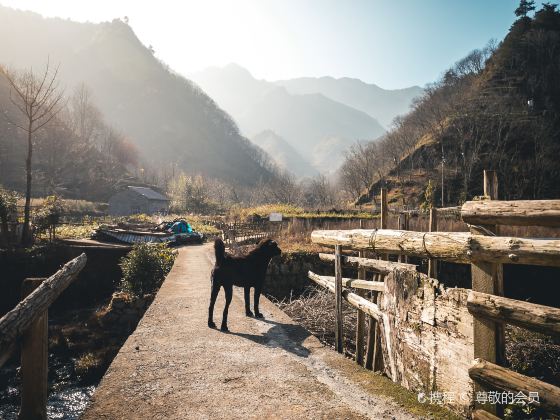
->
[92,219,204,245]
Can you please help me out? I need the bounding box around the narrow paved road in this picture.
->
[82,244,425,419]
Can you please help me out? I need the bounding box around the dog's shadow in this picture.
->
[228,319,311,358]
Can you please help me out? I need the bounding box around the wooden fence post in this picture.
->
[374,188,388,372]
[356,220,366,365]
[334,244,343,353]
[19,278,48,420]
[397,213,409,263]
[484,171,505,367]
[398,214,404,263]
[428,208,438,278]
[471,170,503,415]
[366,188,387,371]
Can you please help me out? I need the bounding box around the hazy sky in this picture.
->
[0,0,545,89]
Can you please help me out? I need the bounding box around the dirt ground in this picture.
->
[82,243,456,419]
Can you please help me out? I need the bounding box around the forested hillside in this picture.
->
[0,6,278,192]
[0,70,138,200]
[347,4,560,206]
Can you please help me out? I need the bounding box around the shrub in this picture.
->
[420,179,435,211]
[0,188,18,227]
[119,243,176,297]
[34,195,63,240]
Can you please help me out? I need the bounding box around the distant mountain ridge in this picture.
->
[0,6,277,187]
[190,64,387,174]
[251,130,318,178]
[275,76,423,128]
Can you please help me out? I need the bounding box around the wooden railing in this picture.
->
[217,221,282,247]
[308,171,560,419]
[0,254,87,419]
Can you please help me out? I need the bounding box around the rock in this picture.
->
[109,291,130,310]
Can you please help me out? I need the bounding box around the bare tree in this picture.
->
[69,83,101,145]
[303,174,338,208]
[2,62,64,245]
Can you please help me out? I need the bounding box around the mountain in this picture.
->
[190,64,386,173]
[251,130,317,178]
[0,6,277,187]
[275,77,423,128]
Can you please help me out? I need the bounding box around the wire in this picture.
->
[467,224,497,236]
[368,229,378,256]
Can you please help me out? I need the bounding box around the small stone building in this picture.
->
[108,186,170,216]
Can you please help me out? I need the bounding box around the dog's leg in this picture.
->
[208,280,220,328]
[254,285,264,318]
[244,287,254,317]
[221,284,233,332]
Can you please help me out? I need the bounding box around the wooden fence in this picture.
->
[308,171,560,418]
[217,220,283,247]
[0,254,86,419]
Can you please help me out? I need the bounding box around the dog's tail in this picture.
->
[214,238,226,266]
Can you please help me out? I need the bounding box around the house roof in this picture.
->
[127,186,169,201]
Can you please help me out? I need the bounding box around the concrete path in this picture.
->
[82,244,427,419]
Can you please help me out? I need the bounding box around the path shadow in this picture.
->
[228,319,312,358]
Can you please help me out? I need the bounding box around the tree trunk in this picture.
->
[22,125,33,246]
[0,211,9,246]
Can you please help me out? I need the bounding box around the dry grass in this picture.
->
[17,198,106,215]
[230,203,376,221]
[54,222,100,239]
[74,352,103,377]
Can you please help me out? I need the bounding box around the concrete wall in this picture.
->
[0,244,130,316]
[108,189,169,216]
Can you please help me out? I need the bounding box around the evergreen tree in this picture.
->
[515,0,536,17]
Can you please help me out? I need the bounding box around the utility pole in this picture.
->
[441,155,445,207]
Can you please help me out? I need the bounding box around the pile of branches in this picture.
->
[274,286,368,358]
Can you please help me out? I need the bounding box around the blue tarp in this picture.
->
[169,220,192,234]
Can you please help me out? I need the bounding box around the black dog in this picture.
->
[208,238,281,332]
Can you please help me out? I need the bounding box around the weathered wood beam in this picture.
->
[20,278,48,420]
[462,199,560,227]
[469,358,560,413]
[307,272,384,292]
[372,187,387,374]
[468,290,560,336]
[356,247,366,366]
[0,254,87,365]
[311,229,560,267]
[318,253,416,274]
[428,208,438,278]
[308,271,382,320]
[334,245,343,353]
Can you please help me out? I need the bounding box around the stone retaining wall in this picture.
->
[264,252,338,300]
